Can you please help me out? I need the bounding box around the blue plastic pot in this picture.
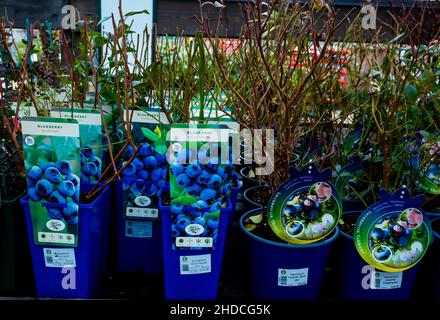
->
[160,198,233,300]
[116,179,162,273]
[430,218,440,299]
[239,208,338,300]
[21,183,111,298]
[337,212,420,300]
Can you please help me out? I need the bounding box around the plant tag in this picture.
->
[50,108,103,184]
[278,268,308,287]
[119,109,170,221]
[125,220,153,238]
[43,248,76,268]
[22,117,81,247]
[267,165,342,244]
[179,254,211,275]
[168,124,234,251]
[370,270,403,289]
[354,187,432,272]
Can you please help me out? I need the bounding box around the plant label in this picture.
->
[22,117,81,247]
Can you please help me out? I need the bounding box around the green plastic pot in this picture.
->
[0,193,34,296]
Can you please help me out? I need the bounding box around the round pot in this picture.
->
[429,218,440,299]
[336,211,420,300]
[239,166,260,190]
[239,208,338,300]
[243,186,269,212]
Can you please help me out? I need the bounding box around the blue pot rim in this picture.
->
[239,208,340,249]
[20,183,111,209]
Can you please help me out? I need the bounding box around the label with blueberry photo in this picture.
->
[50,108,103,184]
[22,117,81,247]
[354,188,432,272]
[168,124,234,250]
[267,165,342,244]
[118,109,170,220]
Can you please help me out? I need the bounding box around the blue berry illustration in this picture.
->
[161,168,167,179]
[210,199,222,212]
[206,159,219,171]
[151,168,162,182]
[207,217,219,230]
[41,162,57,172]
[185,163,202,178]
[27,178,36,188]
[82,162,98,177]
[65,174,80,187]
[192,200,208,210]
[196,170,210,185]
[80,172,90,183]
[89,156,102,170]
[189,210,203,218]
[173,213,186,224]
[171,225,180,237]
[56,160,72,175]
[207,174,222,188]
[156,179,166,190]
[371,228,384,240]
[155,153,167,165]
[36,179,54,197]
[193,216,205,226]
[47,208,63,220]
[186,183,202,196]
[132,157,144,171]
[49,191,67,205]
[176,173,191,188]
[171,163,184,176]
[144,181,158,196]
[27,166,43,181]
[28,188,41,202]
[124,145,135,158]
[200,188,217,201]
[82,145,95,158]
[123,162,137,176]
[58,180,76,197]
[216,167,225,178]
[143,156,157,169]
[309,209,319,220]
[139,143,155,157]
[171,203,184,214]
[176,218,190,232]
[45,167,62,184]
[137,170,150,181]
[63,202,79,223]
[122,174,136,190]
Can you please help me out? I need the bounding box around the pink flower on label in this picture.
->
[304,199,312,206]
[407,209,423,228]
[393,225,402,233]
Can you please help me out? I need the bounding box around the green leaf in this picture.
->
[141,128,159,142]
[404,84,418,104]
[125,9,150,17]
[155,145,167,155]
[175,195,197,205]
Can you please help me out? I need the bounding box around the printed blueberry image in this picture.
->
[193,216,205,226]
[82,162,98,177]
[132,157,144,171]
[36,179,54,197]
[89,156,102,170]
[82,145,95,158]
[196,170,210,184]
[137,170,150,181]
[124,145,134,158]
[156,153,167,165]
[151,168,162,182]
[139,143,155,157]
[27,166,43,181]
[45,167,63,184]
[40,162,57,172]
[171,163,184,176]
[372,245,393,263]
[58,180,76,197]
[176,217,191,232]
[185,163,202,178]
[28,188,42,202]
[143,156,157,169]
[63,202,79,225]
[80,172,90,183]
[49,191,67,205]
[207,174,222,188]
[186,183,202,196]
[200,188,217,201]
[56,160,72,175]
[171,204,184,215]
[176,174,191,188]
[286,221,304,238]
[207,217,219,230]
[47,208,64,220]
[193,200,208,210]
[65,174,80,187]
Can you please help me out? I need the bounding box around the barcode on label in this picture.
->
[374,276,381,288]
[182,264,189,272]
[45,256,54,264]
[279,276,287,285]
